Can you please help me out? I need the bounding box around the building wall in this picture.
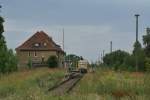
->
[57,52,65,67]
[17,50,64,68]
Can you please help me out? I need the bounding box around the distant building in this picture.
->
[16,31,64,68]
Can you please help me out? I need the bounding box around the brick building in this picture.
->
[16,31,64,68]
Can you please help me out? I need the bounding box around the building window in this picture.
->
[43,42,47,46]
[28,51,31,57]
[34,51,37,57]
[34,43,40,47]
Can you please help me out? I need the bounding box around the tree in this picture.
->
[143,28,150,57]
[47,56,58,68]
[124,49,145,71]
[133,41,142,55]
[65,54,82,68]
[0,16,4,39]
[0,16,6,51]
[121,55,136,71]
[0,16,7,73]
[103,50,130,70]
[142,28,150,72]
[132,41,145,71]
[27,57,32,69]
[0,16,18,73]
[145,57,150,72]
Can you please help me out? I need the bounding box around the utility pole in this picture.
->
[102,50,105,64]
[110,41,112,53]
[62,28,65,68]
[135,14,140,42]
[101,53,103,63]
[135,14,140,72]
[62,28,64,51]
[103,50,105,58]
[0,5,1,9]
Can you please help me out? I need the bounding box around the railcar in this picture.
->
[77,59,89,73]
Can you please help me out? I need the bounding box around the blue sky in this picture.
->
[1,0,150,61]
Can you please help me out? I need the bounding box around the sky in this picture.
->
[0,0,150,62]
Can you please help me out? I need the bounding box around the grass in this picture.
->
[0,67,65,100]
[0,67,150,100]
[73,68,150,100]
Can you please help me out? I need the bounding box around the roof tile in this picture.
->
[16,31,64,52]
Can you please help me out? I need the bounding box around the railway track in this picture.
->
[48,72,83,95]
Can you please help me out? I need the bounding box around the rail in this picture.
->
[48,72,84,95]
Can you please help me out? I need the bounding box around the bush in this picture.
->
[145,57,150,72]
[7,49,18,72]
[122,55,136,71]
[119,63,135,72]
[27,57,32,69]
[0,49,18,73]
[47,56,58,68]
[103,50,130,70]
[103,49,146,71]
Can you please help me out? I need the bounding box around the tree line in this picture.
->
[103,28,150,72]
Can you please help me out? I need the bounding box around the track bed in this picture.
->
[48,73,83,95]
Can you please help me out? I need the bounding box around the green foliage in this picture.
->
[142,28,150,72]
[1,68,150,99]
[0,16,4,38]
[103,50,130,70]
[131,40,146,71]
[47,56,58,68]
[0,16,18,74]
[133,41,142,55]
[136,49,146,71]
[143,29,150,57]
[90,62,97,68]
[121,55,136,71]
[27,57,32,69]
[0,68,65,100]
[65,54,82,67]
[6,49,18,72]
[145,57,150,72]
[0,49,18,73]
[102,40,146,71]
[0,16,6,51]
[126,49,145,71]
[0,86,15,98]
[143,33,150,46]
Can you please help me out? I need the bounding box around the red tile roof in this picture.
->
[16,31,64,53]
